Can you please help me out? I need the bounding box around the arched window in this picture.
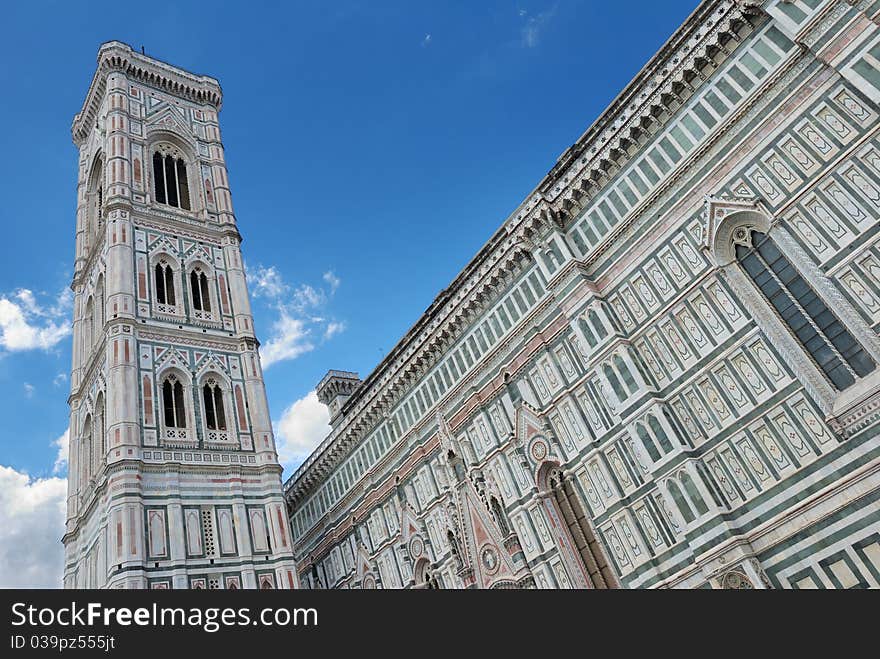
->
[81,415,93,487]
[490,496,510,536]
[94,276,105,332]
[647,414,673,453]
[154,260,176,307]
[635,423,661,462]
[589,309,608,340]
[162,375,187,428]
[667,480,695,524]
[736,230,875,390]
[202,378,227,431]
[152,149,191,210]
[603,363,627,403]
[579,316,597,348]
[85,154,105,250]
[680,472,709,516]
[190,268,212,313]
[613,354,638,394]
[83,298,94,352]
[94,394,105,476]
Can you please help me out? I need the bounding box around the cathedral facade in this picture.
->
[63,43,297,589]
[285,0,880,589]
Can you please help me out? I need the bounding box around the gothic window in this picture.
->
[579,315,597,348]
[152,149,191,210]
[603,363,627,402]
[93,394,105,476]
[667,480,695,524]
[613,354,639,394]
[680,472,709,516]
[647,414,673,453]
[83,297,94,352]
[86,155,105,250]
[154,260,176,307]
[589,309,608,340]
[81,415,93,487]
[190,268,212,313]
[162,375,187,428]
[735,230,875,391]
[202,379,227,432]
[94,276,105,332]
[490,496,510,536]
[635,423,661,462]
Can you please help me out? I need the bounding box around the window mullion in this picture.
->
[162,155,170,206]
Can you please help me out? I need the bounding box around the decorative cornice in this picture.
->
[72,41,223,146]
[283,0,764,503]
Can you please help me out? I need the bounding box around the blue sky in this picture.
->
[0,0,697,585]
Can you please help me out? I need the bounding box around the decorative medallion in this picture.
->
[480,545,500,575]
[529,437,549,463]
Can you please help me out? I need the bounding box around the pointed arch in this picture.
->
[536,461,618,589]
[667,479,695,524]
[704,202,880,416]
[150,252,181,314]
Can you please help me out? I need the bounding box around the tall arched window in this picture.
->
[589,309,608,340]
[680,472,709,516]
[603,363,627,403]
[490,496,510,536]
[154,260,176,307]
[202,379,227,432]
[81,415,93,488]
[85,155,105,251]
[152,149,191,210]
[83,298,94,352]
[635,423,661,462]
[162,375,187,428]
[736,230,875,390]
[667,480,695,524]
[94,276,105,332]
[613,354,639,394]
[579,315,597,348]
[647,414,673,453]
[190,268,212,313]
[93,394,105,476]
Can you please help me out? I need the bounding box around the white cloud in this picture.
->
[322,270,341,294]
[53,373,67,387]
[260,315,315,368]
[53,427,70,476]
[0,465,66,588]
[274,390,332,472]
[292,284,325,311]
[324,321,345,340]
[422,33,432,47]
[248,265,288,300]
[0,288,72,353]
[519,6,557,48]
[23,383,35,398]
[247,264,345,368]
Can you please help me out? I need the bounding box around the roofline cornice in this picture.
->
[72,41,223,146]
[286,0,763,499]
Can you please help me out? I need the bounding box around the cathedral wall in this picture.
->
[286,0,880,589]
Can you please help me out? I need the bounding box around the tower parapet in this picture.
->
[316,370,362,428]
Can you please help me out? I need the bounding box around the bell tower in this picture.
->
[63,42,297,590]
